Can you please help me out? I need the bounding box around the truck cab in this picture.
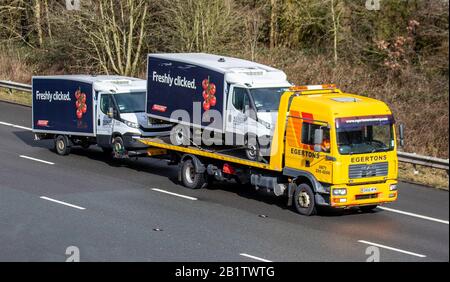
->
[273,85,400,214]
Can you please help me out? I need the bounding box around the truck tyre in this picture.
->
[170,124,190,146]
[245,135,262,162]
[293,183,317,216]
[181,159,206,189]
[55,135,71,156]
[359,205,378,213]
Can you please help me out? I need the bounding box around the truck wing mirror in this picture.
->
[399,123,405,147]
[314,128,324,152]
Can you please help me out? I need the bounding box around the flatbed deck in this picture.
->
[138,137,275,171]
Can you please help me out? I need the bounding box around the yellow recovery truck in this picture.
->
[139,85,403,216]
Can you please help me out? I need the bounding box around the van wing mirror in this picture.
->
[314,128,324,152]
[108,107,114,118]
[399,123,405,147]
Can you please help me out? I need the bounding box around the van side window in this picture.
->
[232,88,246,111]
[100,95,110,115]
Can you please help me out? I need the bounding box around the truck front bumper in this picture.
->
[328,180,398,208]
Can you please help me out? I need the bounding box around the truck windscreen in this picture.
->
[335,115,395,155]
[249,88,289,112]
[113,92,146,113]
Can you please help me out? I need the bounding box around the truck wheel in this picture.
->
[359,205,378,213]
[170,124,190,146]
[294,183,317,216]
[181,159,206,189]
[55,135,71,156]
[245,135,262,162]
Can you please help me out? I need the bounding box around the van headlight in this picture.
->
[259,120,271,129]
[389,184,398,191]
[124,120,139,129]
[332,188,347,196]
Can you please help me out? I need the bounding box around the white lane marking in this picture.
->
[358,240,426,258]
[379,206,449,225]
[240,253,273,262]
[0,121,32,131]
[40,196,86,210]
[151,188,198,201]
[19,155,54,165]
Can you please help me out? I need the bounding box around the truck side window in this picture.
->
[302,123,330,152]
[100,95,110,115]
[232,88,246,111]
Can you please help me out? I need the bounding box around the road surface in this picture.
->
[0,101,448,262]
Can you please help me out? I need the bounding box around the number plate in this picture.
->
[361,187,377,193]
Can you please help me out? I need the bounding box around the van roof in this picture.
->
[149,53,289,86]
[32,75,143,84]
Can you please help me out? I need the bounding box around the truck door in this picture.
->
[96,93,114,146]
[300,122,333,183]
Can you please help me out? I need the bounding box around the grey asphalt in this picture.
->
[0,101,448,262]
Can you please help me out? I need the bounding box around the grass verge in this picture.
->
[0,89,31,106]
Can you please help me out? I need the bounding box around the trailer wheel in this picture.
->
[181,159,206,189]
[359,205,378,213]
[293,183,317,216]
[170,124,190,146]
[55,135,71,156]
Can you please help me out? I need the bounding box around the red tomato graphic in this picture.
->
[81,94,86,103]
[75,90,81,100]
[76,109,83,119]
[76,100,81,109]
[81,103,87,114]
[202,90,209,100]
[209,96,217,107]
[203,101,210,111]
[208,83,216,96]
[202,79,209,90]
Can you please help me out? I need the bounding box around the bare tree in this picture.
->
[72,0,149,76]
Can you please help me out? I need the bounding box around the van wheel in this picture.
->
[170,124,190,146]
[55,135,71,156]
[245,135,261,162]
[360,205,378,213]
[294,183,317,216]
[112,136,126,157]
[181,159,206,189]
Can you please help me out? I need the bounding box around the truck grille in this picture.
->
[355,193,378,200]
[349,162,388,179]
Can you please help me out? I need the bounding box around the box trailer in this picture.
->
[146,53,292,161]
[32,75,171,156]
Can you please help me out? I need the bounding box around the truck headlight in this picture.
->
[389,184,398,191]
[332,188,347,196]
[124,120,139,129]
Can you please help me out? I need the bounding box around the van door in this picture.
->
[226,86,258,139]
[96,93,114,146]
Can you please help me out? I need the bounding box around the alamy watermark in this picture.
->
[365,246,380,262]
[65,246,80,262]
[66,0,81,11]
[366,0,381,11]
